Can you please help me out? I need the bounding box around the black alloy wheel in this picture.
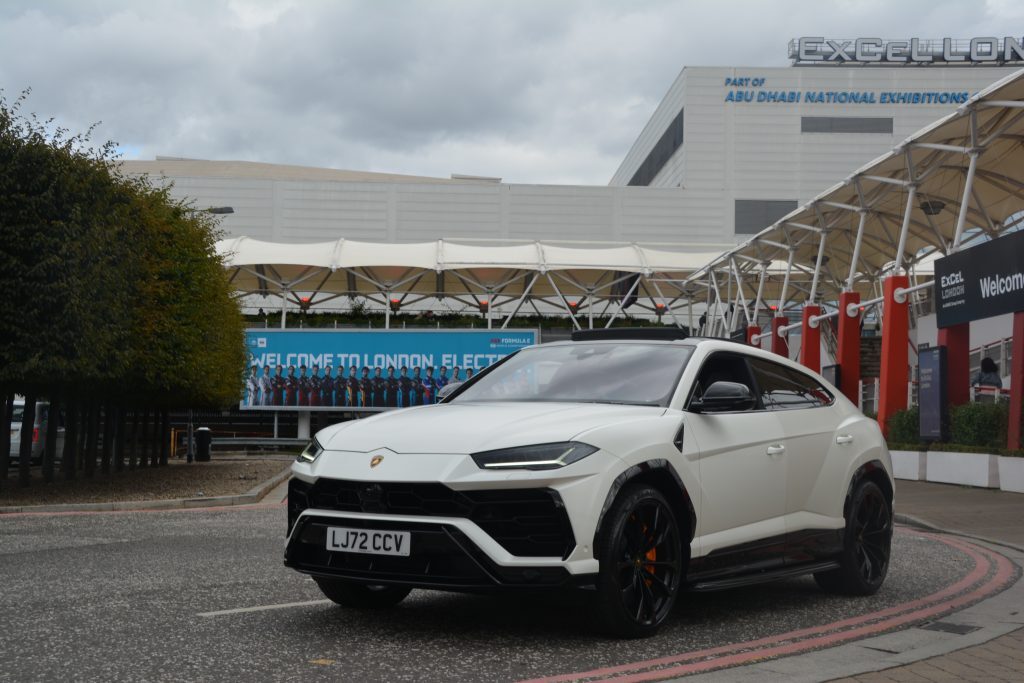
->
[815,480,892,595]
[596,484,684,638]
[314,578,412,608]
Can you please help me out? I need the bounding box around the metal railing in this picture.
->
[859,378,880,414]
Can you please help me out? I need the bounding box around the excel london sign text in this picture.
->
[790,37,1024,65]
[933,230,1024,328]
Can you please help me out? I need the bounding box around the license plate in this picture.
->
[326,527,411,557]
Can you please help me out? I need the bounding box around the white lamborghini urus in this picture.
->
[285,329,894,637]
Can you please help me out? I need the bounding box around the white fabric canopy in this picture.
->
[218,237,722,276]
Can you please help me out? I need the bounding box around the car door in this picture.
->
[747,357,844,562]
[685,352,789,578]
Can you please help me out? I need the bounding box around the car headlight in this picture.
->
[471,442,599,471]
[298,438,324,463]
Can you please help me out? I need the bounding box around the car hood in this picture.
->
[316,401,664,454]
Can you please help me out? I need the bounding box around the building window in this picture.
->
[735,200,798,235]
[801,117,893,134]
[628,108,684,186]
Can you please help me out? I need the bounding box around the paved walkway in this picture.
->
[895,480,1024,548]
[826,480,1024,683]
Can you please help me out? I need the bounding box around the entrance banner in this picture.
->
[934,230,1024,328]
[241,328,537,411]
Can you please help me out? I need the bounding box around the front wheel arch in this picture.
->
[593,460,695,559]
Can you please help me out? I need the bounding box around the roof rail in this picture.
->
[570,328,690,342]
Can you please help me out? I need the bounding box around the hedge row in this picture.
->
[886,402,1021,456]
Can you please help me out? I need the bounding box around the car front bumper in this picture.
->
[283,449,622,588]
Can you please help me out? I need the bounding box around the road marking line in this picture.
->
[197,599,331,617]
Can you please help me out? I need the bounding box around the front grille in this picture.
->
[288,477,575,558]
[285,516,570,589]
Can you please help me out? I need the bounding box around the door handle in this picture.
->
[766,444,786,456]
[836,434,854,445]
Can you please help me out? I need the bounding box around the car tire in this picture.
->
[595,484,685,638]
[814,480,892,596]
[314,578,412,608]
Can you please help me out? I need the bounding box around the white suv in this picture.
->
[285,329,894,637]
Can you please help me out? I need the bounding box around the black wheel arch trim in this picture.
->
[844,459,894,519]
[593,459,696,554]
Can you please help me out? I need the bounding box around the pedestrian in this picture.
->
[973,357,1003,389]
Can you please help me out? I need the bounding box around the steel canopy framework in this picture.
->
[678,67,1024,448]
[682,68,1024,340]
[217,237,729,329]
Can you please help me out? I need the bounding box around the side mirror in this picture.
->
[437,381,464,401]
[691,381,756,413]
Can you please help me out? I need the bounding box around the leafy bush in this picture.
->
[949,402,1008,450]
[886,407,920,444]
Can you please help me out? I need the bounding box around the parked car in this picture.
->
[285,330,894,637]
[9,400,65,464]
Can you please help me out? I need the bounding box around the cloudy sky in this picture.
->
[1,0,1021,184]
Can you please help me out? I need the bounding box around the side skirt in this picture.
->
[689,560,840,592]
[686,528,844,589]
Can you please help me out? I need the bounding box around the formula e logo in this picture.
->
[940,272,964,287]
[490,336,533,346]
[370,455,384,468]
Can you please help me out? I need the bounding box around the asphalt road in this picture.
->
[0,505,980,683]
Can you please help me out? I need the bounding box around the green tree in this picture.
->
[0,90,246,490]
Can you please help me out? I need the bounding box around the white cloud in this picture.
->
[0,0,1016,184]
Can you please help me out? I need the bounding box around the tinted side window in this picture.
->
[749,358,833,410]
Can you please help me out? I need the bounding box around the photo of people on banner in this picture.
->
[244,362,477,408]
[240,329,537,411]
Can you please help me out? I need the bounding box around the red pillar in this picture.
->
[878,275,910,439]
[771,316,789,359]
[837,291,861,405]
[937,323,970,407]
[1009,311,1024,451]
[746,325,761,346]
[800,305,821,373]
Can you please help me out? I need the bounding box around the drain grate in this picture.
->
[920,621,981,635]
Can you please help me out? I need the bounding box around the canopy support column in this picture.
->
[709,270,724,337]
[878,275,910,438]
[893,185,917,273]
[1009,312,1024,450]
[501,273,538,329]
[938,323,970,407]
[846,210,868,291]
[837,291,861,404]
[547,274,582,331]
[604,275,641,330]
[748,263,768,346]
[773,251,795,358]
[771,317,790,358]
[800,306,822,373]
[650,279,685,330]
[938,151,980,409]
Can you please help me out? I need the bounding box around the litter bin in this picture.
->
[195,427,213,462]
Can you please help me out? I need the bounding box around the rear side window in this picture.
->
[749,358,833,410]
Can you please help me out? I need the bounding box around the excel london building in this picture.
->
[610,37,1023,241]
[121,37,1024,247]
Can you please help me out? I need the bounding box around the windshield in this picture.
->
[452,342,693,407]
